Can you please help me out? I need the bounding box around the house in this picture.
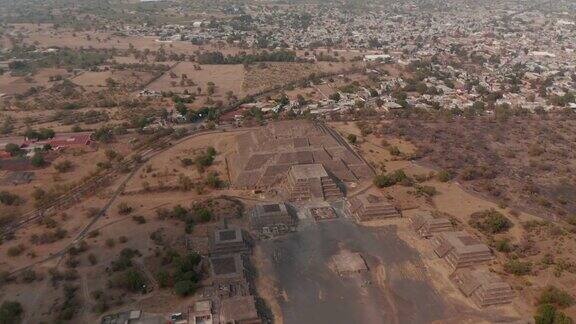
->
[22,132,93,151]
[41,132,93,150]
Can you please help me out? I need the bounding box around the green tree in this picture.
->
[174,280,195,296]
[31,153,46,167]
[5,143,22,156]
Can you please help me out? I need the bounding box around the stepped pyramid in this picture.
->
[287,164,343,201]
[433,231,493,270]
[346,193,400,222]
[410,211,453,238]
[450,268,515,307]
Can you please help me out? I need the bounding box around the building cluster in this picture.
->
[189,227,261,324]
[408,211,515,308]
[123,1,576,116]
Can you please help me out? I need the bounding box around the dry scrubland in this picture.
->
[331,120,576,321]
[147,63,245,98]
[381,116,576,219]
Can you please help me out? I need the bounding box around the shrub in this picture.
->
[436,170,452,182]
[504,259,532,276]
[206,172,223,189]
[54,160,73,173]
[88,253,98,265]
[174,280,196,296]
[494,239,512,253]
[469,209,512,234]
[6,244,25,257]
[0,191,23,206]
[117,202,133,215]
[416,185,437,197]
[388,146,401,156]
[5,143,23,156]
[534,303,573,324]
[538,286,574,308]
[0,301,24,324]
[373,170,410,188]
[113,269,147,293]
[373,174,394,188]
[31,153,46,167]
[105,238,115,248]
[132,215,146,224]
[347,134,357,144]
[88,230,100,238]
[20,269,37,283]
[180,158,193,167]
[196,207,213,223]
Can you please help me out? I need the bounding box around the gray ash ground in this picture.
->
[258,211,448,324]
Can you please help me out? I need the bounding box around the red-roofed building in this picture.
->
[43,133,93,150]
[22,132,93,151]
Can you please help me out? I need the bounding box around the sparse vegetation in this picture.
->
[504,259,532,276]
[469,209,512,234]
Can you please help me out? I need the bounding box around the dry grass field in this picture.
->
[146,63,246,97]
[71,70,156,92]
[243,62,320,93]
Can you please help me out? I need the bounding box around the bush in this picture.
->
[88,253,98,265]
[0,301,23,324]
[494,239,512,253]
[538,286,575,308]
[206,172,223,189]
[132,215,146,224]
[373,174,394,188]
[436,170,452,182]
[105,238,115,248]
[195,207,213,223]
[54,160,73,173]
[117,202,133,215]
[469,209,512,234]
[180,158,193,167]
[534,303,573,324]
[31,153,46,167]
[388,146,401,156]
[6,244,25,257]
[174,280,196,296]
[0,191,23,206]
[113,269,147,293]
[373,170,410,188]
[504,259,532,276]
[416,185,437,197]
[347,134,357,144]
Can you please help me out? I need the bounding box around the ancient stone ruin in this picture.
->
[433,231,494,270]
[410,211,453,238]
[450,268,515,307]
